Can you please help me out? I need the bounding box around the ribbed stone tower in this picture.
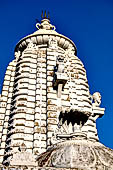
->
[0,14,113,169]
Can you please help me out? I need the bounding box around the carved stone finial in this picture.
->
[48,12,50,20]
[44,10,47,19]
[36,12,55,30]
[41,10,43,19]
[41,10,50,20]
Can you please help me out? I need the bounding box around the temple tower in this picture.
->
[0,13,113,169]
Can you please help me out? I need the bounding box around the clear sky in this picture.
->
[0,0,113,148]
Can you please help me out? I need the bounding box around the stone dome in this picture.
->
[15,18,77,54]
[37,140,113,170]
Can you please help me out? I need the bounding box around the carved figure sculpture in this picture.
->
[92,92,101,106]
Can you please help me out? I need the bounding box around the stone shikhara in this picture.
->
[0,13,112,170]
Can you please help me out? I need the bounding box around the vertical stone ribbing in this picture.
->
[10,52,29,152]
[64,54,92,114]
[0,59,16,164]
[33,48,47,155]
[46,45,58,146]
[23,48,37,153]
[2,54,29,164]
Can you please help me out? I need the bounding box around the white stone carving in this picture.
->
[0,14,109,170]
[49,38,58,49]
[27,40,36,49]
[92,92,101,106]
[65,47,75,56]
[15,51,21,59]
[36,19,56,30]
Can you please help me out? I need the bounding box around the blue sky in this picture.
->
[0,0,113,148]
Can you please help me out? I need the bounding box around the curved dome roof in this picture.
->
[15,18,77,54]
[37,140,113,169]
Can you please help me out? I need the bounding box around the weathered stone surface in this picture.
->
[37,140,113,170]
[0,13,111,170]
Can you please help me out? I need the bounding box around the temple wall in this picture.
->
[46,41,95,143]
[0,44,48,164]
[0,38,101,165]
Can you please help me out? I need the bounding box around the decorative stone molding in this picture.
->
[10,144,36,167]
[36,19,56,31]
